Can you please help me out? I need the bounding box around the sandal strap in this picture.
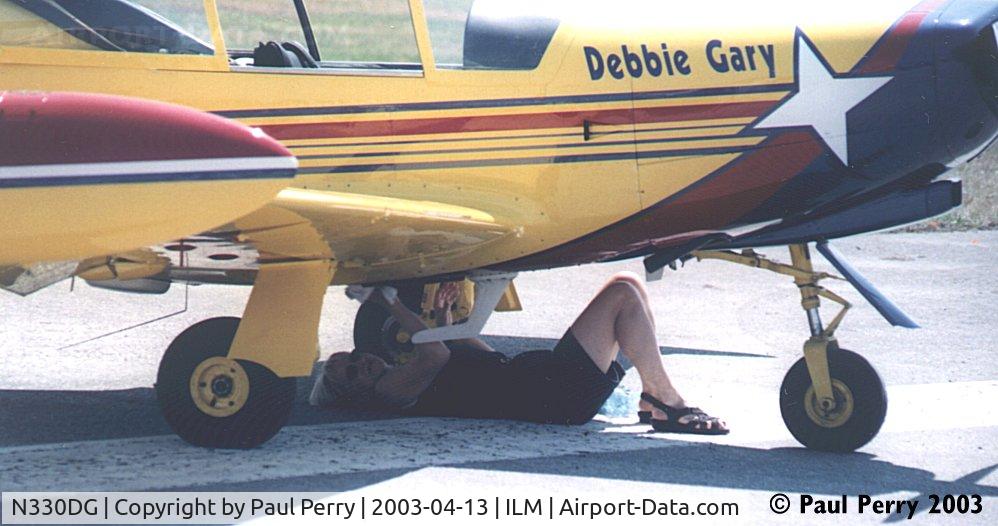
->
[674,407,709,426]
[681,410,724,429]
[678,407,720,420]
[640,395,721,425]
[640,392,688,420]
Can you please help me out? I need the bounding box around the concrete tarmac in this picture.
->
[1,231,996,524]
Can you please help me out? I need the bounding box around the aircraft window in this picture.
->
[129,1,212,44]
[423,0,559,70]
[309,0,421,68]
[215,0,307,56]
[0,0,213,54]
[424,0,475,67]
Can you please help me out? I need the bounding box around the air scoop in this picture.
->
[0,92,296,265]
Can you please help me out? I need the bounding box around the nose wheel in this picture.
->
[780,347,886,452]
[689,243,888,452]
[155,317,296,449]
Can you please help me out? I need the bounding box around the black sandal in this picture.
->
[640,393,729,435]
[637,392,655,423]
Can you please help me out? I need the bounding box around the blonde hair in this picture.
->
[309,353,383,409]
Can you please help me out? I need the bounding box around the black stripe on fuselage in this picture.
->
[298,143,754,175]
[295,132,761,161]
[287,123,745,150]
[214,84,794,119]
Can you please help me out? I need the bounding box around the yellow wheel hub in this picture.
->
[804,379,854,428]
[189,357,249,418]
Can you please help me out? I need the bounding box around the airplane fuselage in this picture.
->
[0,0,994,283]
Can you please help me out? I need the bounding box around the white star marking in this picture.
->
[754,35,893,165]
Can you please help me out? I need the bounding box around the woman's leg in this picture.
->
[569,275,724,429]
[569,279,683,407]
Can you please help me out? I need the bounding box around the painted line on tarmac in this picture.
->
[1,380,994,491]
[0,417,685,491]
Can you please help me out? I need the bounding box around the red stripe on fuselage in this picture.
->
[643,130,824,236]
[857,0,948,74]
[259,100,777,141]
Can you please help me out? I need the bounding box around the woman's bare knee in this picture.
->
[598,280,642,305]
[609,270,641,283]
[606,272,649,302]
[571,282,636,353]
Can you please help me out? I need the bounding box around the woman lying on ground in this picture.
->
[311,273,728,435]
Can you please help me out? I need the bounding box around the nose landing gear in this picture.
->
[690,243,887,452]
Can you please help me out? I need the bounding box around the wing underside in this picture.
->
[148,188,518,287]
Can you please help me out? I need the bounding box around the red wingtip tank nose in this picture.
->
[0,92,297,265]
[0,91,294,167]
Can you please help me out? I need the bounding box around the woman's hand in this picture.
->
[435,282,460,310]
[433,282,460,326]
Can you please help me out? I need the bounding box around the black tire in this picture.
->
[155,317,296,449]
[352,282,424,365]
[780,348,887,452]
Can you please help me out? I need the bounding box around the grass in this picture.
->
[128,1,472,63]
[908,144,998,231]
[211,0,472,63]
[132,0,212,43]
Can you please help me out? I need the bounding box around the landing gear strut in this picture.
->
[691,244,887,452]
[155,260,335,449]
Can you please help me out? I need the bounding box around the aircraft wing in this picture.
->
[0,91,298,296]
[99,188,520,291]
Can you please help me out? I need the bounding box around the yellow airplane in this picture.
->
[1,0,995,451]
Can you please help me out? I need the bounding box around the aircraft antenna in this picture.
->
[58,270,190,350]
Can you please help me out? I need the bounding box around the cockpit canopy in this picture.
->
[6,0,212,54]
[1,0,561,70]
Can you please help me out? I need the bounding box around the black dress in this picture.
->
[404,331,625,425]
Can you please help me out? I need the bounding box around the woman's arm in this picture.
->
[372,291,450,406]
[433,282,496,353]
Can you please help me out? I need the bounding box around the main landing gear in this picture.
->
[155,260,334,448]
[689,243,888,452]
[155,317,296,448]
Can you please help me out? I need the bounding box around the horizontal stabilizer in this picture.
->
[816,241,918,328]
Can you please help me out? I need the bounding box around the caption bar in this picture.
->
[1,492,739,523]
